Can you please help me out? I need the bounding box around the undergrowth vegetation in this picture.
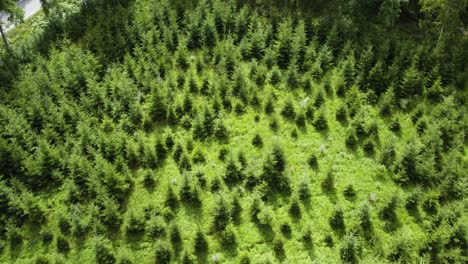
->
[0,0,467,263]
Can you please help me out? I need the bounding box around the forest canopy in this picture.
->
[0,0,467,263]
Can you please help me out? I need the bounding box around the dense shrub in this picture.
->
[340,235,360,263]
[379,196,398,223]
[225,159,243,185]
[329,207,345,231]
[252,133,263,147]
[94,238,116,264]
[56,236,70,253]
[194,230,208,254]
[322,172,335,193]
[212,196,231,231]
[154,241,172,264]
[281,100,296,119]
[313,111,328,131]
[288,198,301,218]
[145,216,167,239]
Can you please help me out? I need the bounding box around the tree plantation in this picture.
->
[0,0,467,263]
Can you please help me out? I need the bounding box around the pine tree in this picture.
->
[225,159,242,185]
[276,20,293,69]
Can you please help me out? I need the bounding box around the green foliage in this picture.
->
[322,172,335,193]
[94,237,116,264]
[313,111,328,131]
[252,133,263,147]
[261,146,290,193]
[154,241,172,264]
[329,207,345,231]
[194,230,208,254]
[340,234,360,263]
[56,235,70,253]
[212,195,231,231]
[379,196,398,223]
[225,159,243,185]
[0,0,466,262]
[397,65,423,99]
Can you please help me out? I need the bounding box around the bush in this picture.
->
[301,227,313,247]
[340,235,359,263]
[343,185,356,200]
[239,254,251,264]
[252,134,263,147]
[405,188,421,211]
[41,230,54,244]
[281,100,296,119]
[192,148,206,164]
[313,112,328,131]
[389,119,401,133]
[124,211,145,234]
[56,236,70,253]
[264,97,275,114]
[363,139,375,156]
[398,66,423,99]
[273,238,285,258]
[307,154,318,169]
[154,241,172,264]
[336,106,348,123]
[212,196,231,231]
[269,117,279,132]
[181,250,195,264]
[220,225,237,247]
[289,198,301,218]
[58,216,71,235]
[280,223,292,238]
[218,147,229,162]
[225,159,242,185]
[155,139,167,163]
[329,207,345,231]
[359,204,372,231]
[194,230,208,254]
[214,119,229,140]
[170,224,182,246]
[95,238,116,264]
[324,234,334,247]
[295,113,306,127]
[145,216,167,239]
[298,178,311,202]
[165,186,179,210]
[345,129,358,150]
[142,170,156,187]
[314,92,325,108]
[322,172,335,193]
[35,255,50,264]
[379,197,398,223]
